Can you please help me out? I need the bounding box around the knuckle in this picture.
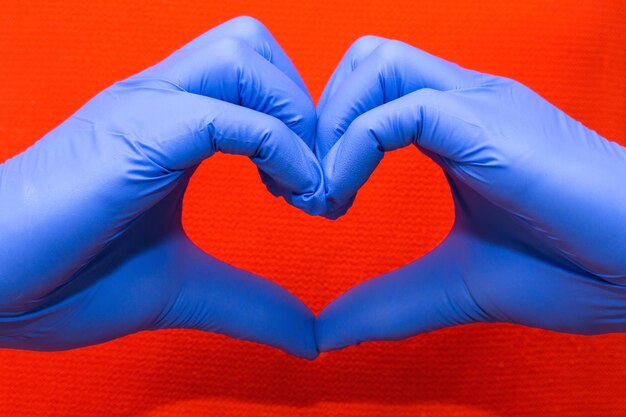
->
[375,39,410,61]
[265,116,286,136]
[349,35,385,63]
[468,70,494,86]
[211,37,249,71]
[225,16,269,42]
[210,36,249,65]
[416,87,441,101]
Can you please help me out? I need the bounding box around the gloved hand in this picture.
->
[315,36,626,351]
[0,16,322,359]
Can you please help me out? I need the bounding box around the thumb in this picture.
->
[153,237,318,360]
[316,237,489,351]
[322,88,482,217]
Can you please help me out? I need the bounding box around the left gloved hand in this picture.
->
[0,16,321,359]
[315,36,626,351]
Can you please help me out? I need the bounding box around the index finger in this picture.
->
[316,39,483,159]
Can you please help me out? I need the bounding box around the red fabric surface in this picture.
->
[1,0,625,415]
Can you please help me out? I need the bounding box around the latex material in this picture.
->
[316,37,626,351]
[2,18,625,361]
[0,16,321,359]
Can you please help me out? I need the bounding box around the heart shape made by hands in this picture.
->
[2,16,623,361]
[178,17,626,356]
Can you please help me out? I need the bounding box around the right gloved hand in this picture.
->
[315,36,626,351]
[0,16,321,359]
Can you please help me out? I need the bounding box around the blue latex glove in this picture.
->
[0,16,322,359]
[316,37,626,351]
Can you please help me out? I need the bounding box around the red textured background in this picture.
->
[1,0,625,415]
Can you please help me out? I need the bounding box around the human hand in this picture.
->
[315,36,626,351]
[0,16,322,359]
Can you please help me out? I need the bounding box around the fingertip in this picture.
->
[259,289,320,359]
[257,169,283,198]
[290,308,320,360]
[315,279,387,352]
[244,115,326,215]
[315,306,359,352]
[247,289,320,360]
[288,188,328,216]
[319,196,355,220]
[275,155,327,216]
[320,123,383,215]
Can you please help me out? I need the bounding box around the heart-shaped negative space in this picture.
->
[182,145,455,313]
